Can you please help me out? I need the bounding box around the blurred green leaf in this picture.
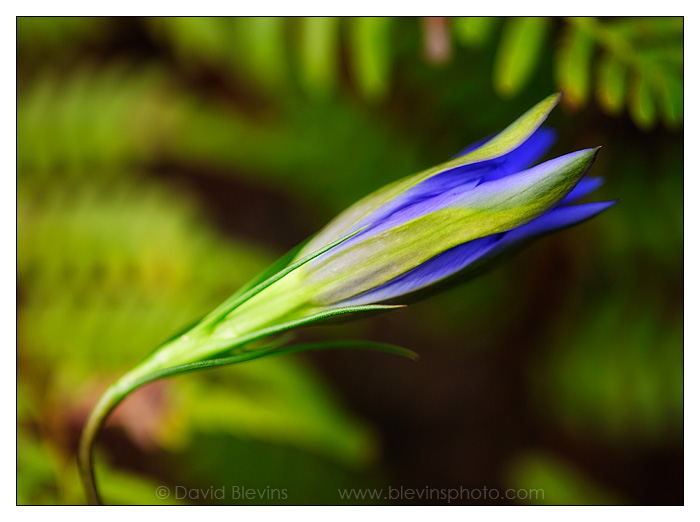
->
[493,17,549,97]
[174,435,382,505]
[348,17,393,101]
[17,433,60,505]
[506,453,624,505]
[231,17,289,89]
[297,17,341,97]
[657,74,683,129]
[596,52,626,115]
[611,16,683,41]
[531,298,682,446]
[629,73,657,130]
[453,17,497,47]
[556,19,595,108]
[150,17,231,68]
[97,464,185,506]
[17,64,180,180]
[564,16,682,129]
[169,357,378,467]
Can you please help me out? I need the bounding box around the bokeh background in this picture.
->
[16,16,683,505]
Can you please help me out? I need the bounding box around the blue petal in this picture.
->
[559,177,604,205]
[328,147,595,262]
[338,200,615,306]
[452,135,493,157]
[312,128,559,263]
[493,200,616,246]
[354,128,558,237]
[336,236,499,305]
[453,127,558,181]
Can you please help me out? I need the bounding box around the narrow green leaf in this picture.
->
[297,16,340,97]
[130,311,410,388]
[348,17,393,101]
[556,22,595,108]
[493,17,549,97]
[214,304,406,354]
[629,74,657,130]
[596,52,627,115]
[453,17,497,47]
[279,339,419,360]
[145,339,418,382]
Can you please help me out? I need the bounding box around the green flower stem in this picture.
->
[78,328,224,504]
[78,327,415,505]
[77,228,407,504]
[77,358,162,505]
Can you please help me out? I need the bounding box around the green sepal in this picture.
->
[126,339,418,389]
[142,241,306,359]
[202,304,406,358]
[200,225,368,329]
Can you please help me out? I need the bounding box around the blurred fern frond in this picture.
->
[561,17,682,129]
[148,16,397,103]
[18,177,268,371]
[17,63,182,181]
[493,17,550,98]
[459,16,682,130]
[16,58,380,476]
[144,16,683,131]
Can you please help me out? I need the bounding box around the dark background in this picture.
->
[17,17,683,505]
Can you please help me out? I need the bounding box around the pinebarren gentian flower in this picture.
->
[79,93,614,504]
[202,93,613,344]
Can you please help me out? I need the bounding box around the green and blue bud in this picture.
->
[79,93,614,503]
[120,92,615,373]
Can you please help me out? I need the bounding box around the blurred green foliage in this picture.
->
[148,16,683,129]
[17,17,682,505]
[507,452,624,505]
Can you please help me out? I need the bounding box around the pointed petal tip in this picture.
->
[541,92,564,111]
[597,199,618,210]
[577,148,601,176]
[564,199,617,216]
[541,92,564,110]
[576,199,617,219]
[573,147,602,164]
[557,147,600,165]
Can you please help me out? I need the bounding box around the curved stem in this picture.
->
[77,385,120,504]
[77,332,416,504]
[77,363,156,505]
